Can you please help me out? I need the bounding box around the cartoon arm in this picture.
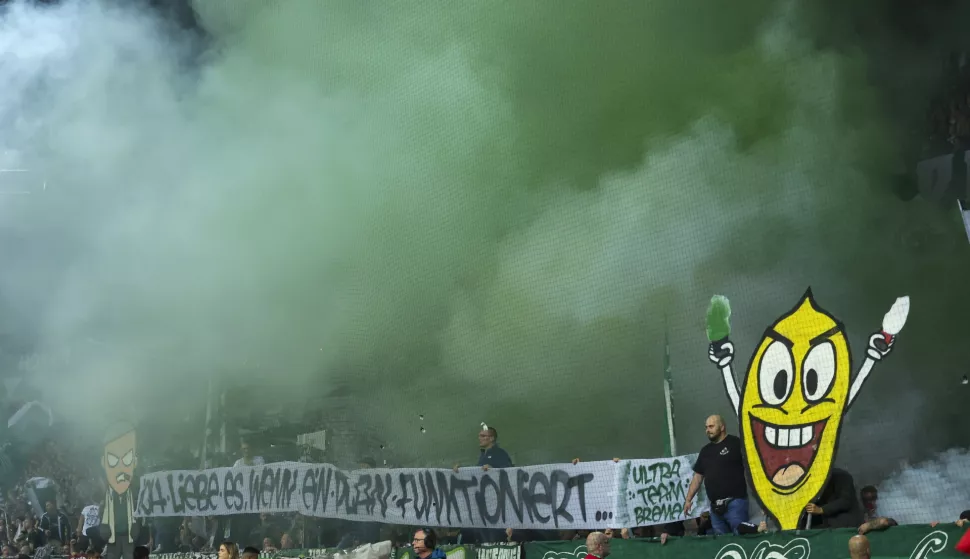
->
[848,333,893,406]
[849,296,909,407]
[709,341,740,416]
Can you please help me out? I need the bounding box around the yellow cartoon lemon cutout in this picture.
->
[706,289,909,529]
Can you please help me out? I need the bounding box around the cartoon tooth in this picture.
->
[705,289,908,529]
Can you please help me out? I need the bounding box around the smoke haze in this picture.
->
[0,0,967,519]
[878,448,970,524]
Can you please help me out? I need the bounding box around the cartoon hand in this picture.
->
[708,341,734,367]
[866,332,894,361]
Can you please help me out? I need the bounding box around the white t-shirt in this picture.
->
[81,505,100,533]
[233,456,265,467]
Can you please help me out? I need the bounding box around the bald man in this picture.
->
[684,415,749,534]
[848,535,870,559]
[583,532,610,559]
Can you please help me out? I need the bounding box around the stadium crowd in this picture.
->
[0,421,968,559]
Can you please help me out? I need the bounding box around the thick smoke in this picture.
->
[878,448,970,524]
[0,0,966,498]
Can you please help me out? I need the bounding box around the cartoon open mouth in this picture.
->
[749,415,828,489]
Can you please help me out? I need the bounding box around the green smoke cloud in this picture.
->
[1,0,967,481]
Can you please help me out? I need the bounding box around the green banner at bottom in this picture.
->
[525,525,965,559]
[393,544,519,559]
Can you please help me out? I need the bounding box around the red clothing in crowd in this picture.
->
[956,528,970,555]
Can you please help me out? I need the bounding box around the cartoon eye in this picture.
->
[758,341,794,406]
[802,342,836,402]
[122,450,134,467]
[107,453,119,468]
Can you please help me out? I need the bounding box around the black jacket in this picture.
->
[39,512,72,544]
[802,467,863,529]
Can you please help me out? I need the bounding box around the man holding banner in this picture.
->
[475,425,511,543]
[683,415,748,535]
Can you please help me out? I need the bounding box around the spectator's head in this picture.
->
[102,423,137,496]
[960,510,970,521]
[45,501,56,516]
[241,547,259,559]
[359,457,376,469]
[2,545,12,557]
[705,415,726,442]
[280,533,293,549]
[240,440,253,459]
[133,546,149,559]
[413,529,436,557]
[848,535,870,559]
[860,486,877,512]
[217,542,239,559]
[585,532,610,558]
[23,518,33,530]
[262,538,274,551]
[478,426,498,450]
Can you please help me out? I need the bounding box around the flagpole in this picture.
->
[959,199,970,245]
[663,324,677,457]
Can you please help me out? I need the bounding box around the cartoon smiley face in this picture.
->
[740,291,851,529]
[103,429,137,495]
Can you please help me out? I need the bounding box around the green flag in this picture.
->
[662,329,677,457]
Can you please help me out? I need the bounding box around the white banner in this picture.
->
[135,456,707,530]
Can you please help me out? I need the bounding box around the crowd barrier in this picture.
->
[373,525,970,559]
[29,525,970,559]
[524,524,967,559]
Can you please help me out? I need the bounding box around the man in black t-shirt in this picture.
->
[684,415,749,534]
